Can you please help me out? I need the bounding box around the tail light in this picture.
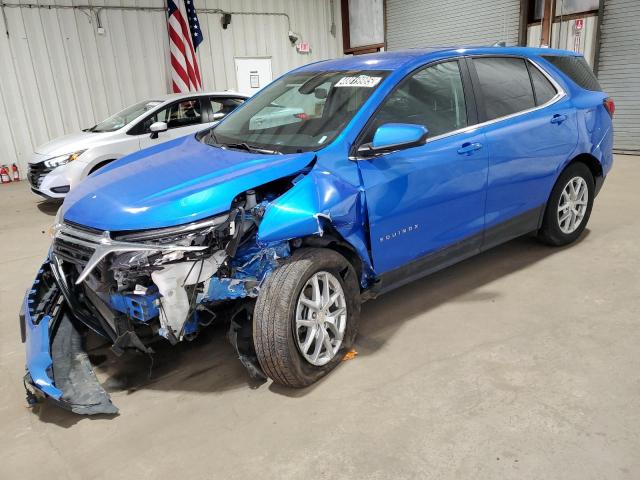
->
[603,97,615,118]
[294,113,309,120]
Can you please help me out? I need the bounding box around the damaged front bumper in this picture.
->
[21,203,289,415]
[21,262,118,415]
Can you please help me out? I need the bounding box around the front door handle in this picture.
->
[457,142,483,155]
[550,113,568,124]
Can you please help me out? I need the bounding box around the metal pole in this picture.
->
[0,2,292,32]
[593,0,605,75]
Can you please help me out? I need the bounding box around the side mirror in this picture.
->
[358,123,428,156]
[149,121,168,139]
[212,112,226,120]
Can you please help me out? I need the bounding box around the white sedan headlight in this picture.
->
[44,150,86,168]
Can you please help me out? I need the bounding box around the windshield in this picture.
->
[90,100,163,133]
[208,70,389,153]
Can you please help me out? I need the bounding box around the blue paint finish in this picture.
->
[294,46,577,74]
[23,293,63,400]
[206,278,249,300]
[372,123,428,149]
[233,242,290,278]
[110,289,159,322]
[257,165,375,284]
[482,97,579,229]
[358,128,489,273]
[203,241,290,301]
[61,135,316,231]
[183,312,200,336]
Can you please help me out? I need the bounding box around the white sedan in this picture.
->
[28,91,247,200]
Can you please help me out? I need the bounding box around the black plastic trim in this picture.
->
[368,205,544,297]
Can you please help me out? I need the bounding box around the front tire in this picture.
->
[538,162,595,246]
[253,248,360,387]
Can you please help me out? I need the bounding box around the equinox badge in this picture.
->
[379,224,420,243]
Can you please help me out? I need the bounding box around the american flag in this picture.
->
[167,0,204,93]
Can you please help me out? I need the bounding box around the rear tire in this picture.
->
[538,162,595,246]
[253,248,360,388]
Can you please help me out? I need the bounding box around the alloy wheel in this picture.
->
[295,271,347,366]
[557,176,589,234]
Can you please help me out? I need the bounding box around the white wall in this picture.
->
[0,0,343,172]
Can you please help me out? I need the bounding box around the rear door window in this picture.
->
[542,55,602,91]
[473,57,536,121]
[528,63,557,105]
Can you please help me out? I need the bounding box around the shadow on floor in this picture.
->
[32,231,589,424]
[36,199,62,216]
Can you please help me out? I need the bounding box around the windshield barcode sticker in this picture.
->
[335,75,382,88]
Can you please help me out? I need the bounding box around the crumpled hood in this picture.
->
[33,131,112,159]
[61,134,315,231]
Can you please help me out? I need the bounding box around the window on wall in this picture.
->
[363,61,468,141]
[529,0,599,21]
[473,57,536,121]
[341,0,385,54]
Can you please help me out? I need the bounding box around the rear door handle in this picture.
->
[550,113,568,124]
[457,142,483,155]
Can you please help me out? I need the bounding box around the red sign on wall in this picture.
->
[575,18,584,30]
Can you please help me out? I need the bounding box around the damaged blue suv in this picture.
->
[21,46,614,414]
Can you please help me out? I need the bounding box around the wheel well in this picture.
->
[568,153,603,182]
[88,159,115,175]
[299,230,364,285]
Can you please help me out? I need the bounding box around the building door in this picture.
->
[235,58,273,96]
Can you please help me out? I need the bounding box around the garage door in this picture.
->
[597,0,640,152]
[385,0,521,51]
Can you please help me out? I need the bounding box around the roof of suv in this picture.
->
[299,46,581,72]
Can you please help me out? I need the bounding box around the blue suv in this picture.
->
[21,46,614,414]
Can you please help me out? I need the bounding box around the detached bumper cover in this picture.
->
[21,262,118,415]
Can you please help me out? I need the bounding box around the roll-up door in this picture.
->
[385,0,522,51]
[597,0,640,152]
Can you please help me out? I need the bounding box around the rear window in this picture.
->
[542,55,602,91]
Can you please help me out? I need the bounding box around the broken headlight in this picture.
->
[110,214,230,270]
[113,214,229,244]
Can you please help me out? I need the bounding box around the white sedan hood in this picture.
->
[32,131,116,161]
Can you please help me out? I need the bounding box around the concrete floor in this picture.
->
[0,155,639,479]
